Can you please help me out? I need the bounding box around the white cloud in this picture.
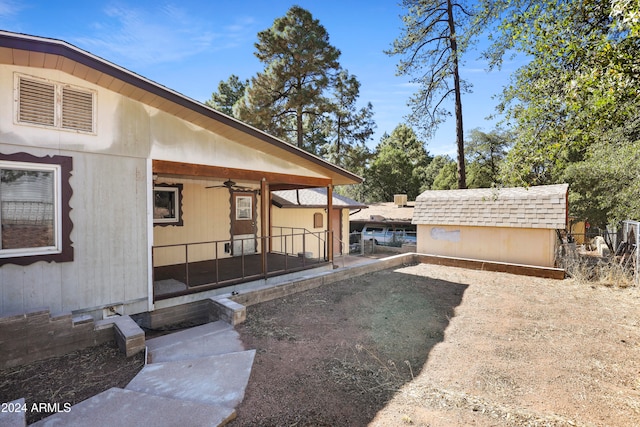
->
[73,3,256,68]
[0,0,20,16]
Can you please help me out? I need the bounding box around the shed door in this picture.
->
[231,192,256,255]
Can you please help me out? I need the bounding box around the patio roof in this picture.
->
[271,188,367,209]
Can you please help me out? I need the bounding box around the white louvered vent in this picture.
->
[16,75,95,134]
[18,78,55,127]
[62,87,94,132]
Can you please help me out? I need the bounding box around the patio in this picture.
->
[153,252,329,300]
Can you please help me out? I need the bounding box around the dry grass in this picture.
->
[558,246,636,288]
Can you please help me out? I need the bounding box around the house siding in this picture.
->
[152,179,263,266]
[0,38,360,319]
[0,149,148,317]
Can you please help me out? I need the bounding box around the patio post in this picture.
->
[327,184,333,263]
[261,178,268,277]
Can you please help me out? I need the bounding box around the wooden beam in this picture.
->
[416,254,566,280]
[327,185,333,263]
[261,179,268,276]
[153,160,331,187]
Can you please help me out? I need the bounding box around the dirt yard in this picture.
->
[2,262,640,426]
[232,263,640,426]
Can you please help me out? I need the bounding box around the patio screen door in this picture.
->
[231,192,257,255]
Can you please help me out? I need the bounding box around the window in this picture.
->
[313,212,323,228]
[235,196,252,220]
[154,184,183,226]
[16,74,96,133]
[0,152,73,265]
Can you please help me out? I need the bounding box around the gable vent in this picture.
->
[16,75,95,134]
[18,78,55,127]
[62,87,94,132]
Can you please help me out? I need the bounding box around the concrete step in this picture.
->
[148,322,244,363]
[146,320,232,352]
[0,398,25,427]
[126,350,256,409]
[30,387,235,427]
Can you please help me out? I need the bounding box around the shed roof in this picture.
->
[271,188,367,209]
[412,184,568,229]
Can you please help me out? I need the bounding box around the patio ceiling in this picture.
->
[153,160,331,190]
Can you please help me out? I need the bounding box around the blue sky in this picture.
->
[0,0,523,156]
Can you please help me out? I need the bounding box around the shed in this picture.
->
[412,184,569,268]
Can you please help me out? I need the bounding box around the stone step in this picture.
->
[146,320,232,353]
[126,350,256,409]
[29,387,235,427]
[148,323,244,363]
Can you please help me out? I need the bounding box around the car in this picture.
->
[361,224,417,246]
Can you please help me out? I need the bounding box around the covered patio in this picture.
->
[153,238,331,300]
[151,159,354,302]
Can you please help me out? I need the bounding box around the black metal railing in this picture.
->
[152,230,330,300]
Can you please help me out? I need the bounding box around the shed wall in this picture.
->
[416,224,557,268]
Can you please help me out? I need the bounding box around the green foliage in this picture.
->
[563,116,640,227]
[431,158,458,190]
[234,6,341,149]
[321,70,376,170]
[484,0,639,225]
[465,128,511,188]
[364,124,432,202]
[205,75,248,117]
[423,155,455,190]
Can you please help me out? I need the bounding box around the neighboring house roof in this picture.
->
[271,188,367,209]
[0,30,361,187]
[349,202,414,224]
[412,184,569,229]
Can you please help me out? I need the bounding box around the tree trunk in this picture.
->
[447,0,467,189]
[296,106,304,148]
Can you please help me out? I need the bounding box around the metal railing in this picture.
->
[271,226,328,260]
[620,220,639,284]
[152,230,330,299]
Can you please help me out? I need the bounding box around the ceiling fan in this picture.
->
[205,179,255,192]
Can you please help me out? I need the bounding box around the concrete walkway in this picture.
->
[31,320,254,427]
[24,254,399,427]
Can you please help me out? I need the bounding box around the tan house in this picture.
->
[0,31,362,322]
[412,184,569,268]
[271,188,367,257]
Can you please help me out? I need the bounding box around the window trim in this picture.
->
[153,184,183,226]
[14,73,97,134]
[0,152,74,266]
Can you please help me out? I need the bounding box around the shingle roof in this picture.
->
[412,184,568,229]
[271,188,367,209]
[349,202,414,223]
